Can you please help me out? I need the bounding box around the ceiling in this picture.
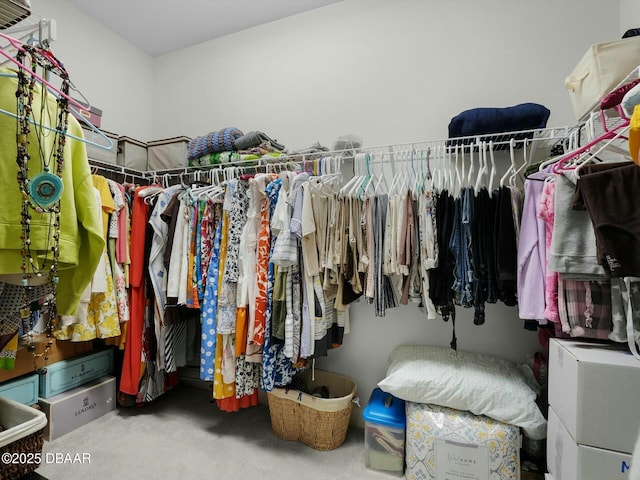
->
[66,0,342,57]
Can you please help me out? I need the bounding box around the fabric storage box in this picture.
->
[0,374,39,405]
[362,387,405,476]
[82,126,119,164]
[0,395,48,479]
[267,369,357,451]
[405,402,521,480]
[547,407,632,480]
[548,339,640,453]
[565,35,640,120]
[117,136,148,171]
[38,375,115,441]
[71,101,102,128]
[147,136,190,170]
[39,349,113,399]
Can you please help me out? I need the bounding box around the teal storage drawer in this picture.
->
[39,349,114,398]
[0,374,39,405]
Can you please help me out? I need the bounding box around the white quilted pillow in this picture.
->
[378,345,547,440]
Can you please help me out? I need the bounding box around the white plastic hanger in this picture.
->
[467,144,475,192]
[509,138,530,187]
[340,152,364,198]
[487,140,497,192]
[499,139,517,188]
[474,141,488,194]
[453,145,462,196]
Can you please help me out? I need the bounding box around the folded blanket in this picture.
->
[187,127,244,160]
[448,103,551,139]
[188,151,242,167]
[234,131,285,152]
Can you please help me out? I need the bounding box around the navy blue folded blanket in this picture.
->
[447,103,550,145]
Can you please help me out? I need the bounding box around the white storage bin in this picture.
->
[82,126,119,164]
[118,136,148,171]
[147,136,190,170]
[565,36,640,120]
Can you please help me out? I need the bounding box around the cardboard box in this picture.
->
[0,336,93,384]
[0,374,38,405]
[548,339,640,453]
[38,376,116,441]
[39,349,113,398]
[547,407,632,480]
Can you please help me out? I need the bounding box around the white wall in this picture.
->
[621,0,640,36]
[30,0,154,141]
[152,0,620,147]
[151,0,621,422]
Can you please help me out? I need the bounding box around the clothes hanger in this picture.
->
[499,139,517,188]
[487,140,497,192]
[412,149,425,195]
[340,152,363,198]
[357,153,375,200]
[432,146,442,191]
[372,154,389,195]
[551,120,630,174]
[0,32,87,111]
[509,138,529,187]
[0,70,114,151]
[474,141,488,194]
[340,153,360,197]
[466,143,475,192]
[453,145,462,196]
[387,150,402,196]
[459,145,467,190]
[572,123,632,172]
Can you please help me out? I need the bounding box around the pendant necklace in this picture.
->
[15,45,70,373]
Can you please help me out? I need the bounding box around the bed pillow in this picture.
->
[377,345,547,440]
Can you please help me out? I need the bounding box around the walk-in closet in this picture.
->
[0,1,639,480]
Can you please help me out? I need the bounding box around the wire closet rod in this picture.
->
[86,124,581,181]
[88,158,148,181]
[144,125,579,176]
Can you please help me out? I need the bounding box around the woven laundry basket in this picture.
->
[267,369,357,451]
[0,396,48,479]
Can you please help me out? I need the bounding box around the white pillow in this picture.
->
[378,345,547,440]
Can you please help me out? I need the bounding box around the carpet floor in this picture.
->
[35,383,389,480]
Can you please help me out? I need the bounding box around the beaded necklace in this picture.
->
[15,45,70,372]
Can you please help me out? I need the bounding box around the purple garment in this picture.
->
[517,173,547,322]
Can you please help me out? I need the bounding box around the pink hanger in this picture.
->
[551,119,630,174]
[0,32,86,111]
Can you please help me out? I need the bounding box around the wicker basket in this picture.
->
[267,369,357,451]
[0,396,48,479]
